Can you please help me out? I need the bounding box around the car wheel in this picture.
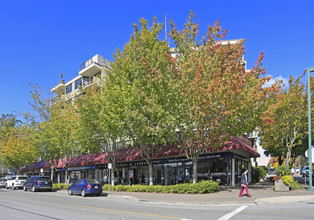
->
[81,189,86,197]
[68,189,73,195]
[97,193,101,196]
[23,185,27,191]
[5,184,9,189]
[32,185,36,192]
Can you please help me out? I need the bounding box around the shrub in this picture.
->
[289,180,303,190]
[280,175,303,190]
[252,166,267,183]
[53,183,71,190]
[106,180,219,194]
[281,175,293,185]
[275,166,291,177]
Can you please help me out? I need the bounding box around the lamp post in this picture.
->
[307,67,314,191]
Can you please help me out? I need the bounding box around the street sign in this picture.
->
[108,163,112,169]
[305,148,314,163]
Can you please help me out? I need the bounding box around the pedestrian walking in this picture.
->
[239,169,251,197]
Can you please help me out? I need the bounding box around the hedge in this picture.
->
[251,166,267,183]
[105,180,219,194]
[53,183,71,190]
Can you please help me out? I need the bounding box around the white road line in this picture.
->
[217,206,248,220]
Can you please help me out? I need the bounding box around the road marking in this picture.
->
[72,205,187,219]
[6,196,30,200]
[217,206,248,220]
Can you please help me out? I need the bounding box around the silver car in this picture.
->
[0,179,6,188]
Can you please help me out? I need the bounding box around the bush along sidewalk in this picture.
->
[53,183,71,190]
[105,180,220,194]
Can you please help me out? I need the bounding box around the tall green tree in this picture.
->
[260,75,308,166]
[30,86,78,182]
[75,86,126,186]
[0,115,39,173]
[108,17,176,186]
[168,12,276,183]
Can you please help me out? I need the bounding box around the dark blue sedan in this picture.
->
[23,176,52,192]
[68,179,102,197]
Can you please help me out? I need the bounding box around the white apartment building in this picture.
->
[51,54,110,99]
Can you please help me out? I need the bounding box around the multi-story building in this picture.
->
[26,43,260,186]
[51,54,111,101]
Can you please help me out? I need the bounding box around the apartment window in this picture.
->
[75,78,83,90]
[66,84,72,94]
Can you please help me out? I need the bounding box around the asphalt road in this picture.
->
[1,188,314,220]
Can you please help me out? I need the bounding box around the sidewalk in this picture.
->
[103,182,314,206]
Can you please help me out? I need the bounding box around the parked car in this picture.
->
[68,179,102,197]
[268,168,276,175]
[5,175,28,189]
[0,179,6,188]
[23,176,52,192]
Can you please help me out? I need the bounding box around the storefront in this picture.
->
[22,136,258,186]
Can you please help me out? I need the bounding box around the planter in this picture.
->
[275,178,289,192]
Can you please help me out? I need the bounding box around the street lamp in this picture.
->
[307,67,314,191]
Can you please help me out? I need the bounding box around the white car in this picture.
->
[6,175,28,189]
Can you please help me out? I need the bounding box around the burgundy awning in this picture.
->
[26,136,259,169]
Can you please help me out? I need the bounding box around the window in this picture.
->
[75,78,83,90]
[66,84,72,94]
[18,177,28,180]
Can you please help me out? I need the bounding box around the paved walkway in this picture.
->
[103,182,314,206]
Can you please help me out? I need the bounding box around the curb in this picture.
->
[107,193,314,206]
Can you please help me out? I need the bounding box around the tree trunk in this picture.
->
[148,160,153,186]
[111,162,116,186]
[50,166,54,182]
[65,168,68,185]
[286,148,292,167]
[192,156,198,184]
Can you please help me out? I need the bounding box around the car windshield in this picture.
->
[39,177,50,181]
[18,177,28,180]
[86,179,99,184]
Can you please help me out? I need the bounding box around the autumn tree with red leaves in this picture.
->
[168,12,277,183]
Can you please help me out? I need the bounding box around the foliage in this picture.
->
[30,85,79,182]
[281,175,303,190]
[75,86,126,186]
[108,180,219,194]
[274,165,291,177]
[259,74,310,166]
[107,17,175,186]
[272,176,281,181]
[289,180,303,190]
[53,183,71,190]
[168,11,276,183]
[0,114,39,172]
[251,166,267,183]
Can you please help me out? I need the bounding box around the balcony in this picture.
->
[51,82,65,94]
[79,54,110,77]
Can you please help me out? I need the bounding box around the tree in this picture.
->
[0,115,39,173]
[30,85,78,182]
[260,75,308,167]
[168,12,276,183]
[75,86,126,186]
[108,17,176,186]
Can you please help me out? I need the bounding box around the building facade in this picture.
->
[27,49,260,186]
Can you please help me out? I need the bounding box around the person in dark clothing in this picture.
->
[239,169,251,197]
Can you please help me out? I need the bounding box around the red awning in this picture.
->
[24,136,259,170]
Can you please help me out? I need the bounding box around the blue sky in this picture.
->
[1,0,314,117]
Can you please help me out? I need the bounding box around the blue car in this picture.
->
[68,179,102,197]
[23,176,52,192]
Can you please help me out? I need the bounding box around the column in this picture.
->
[232,158,235,186]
